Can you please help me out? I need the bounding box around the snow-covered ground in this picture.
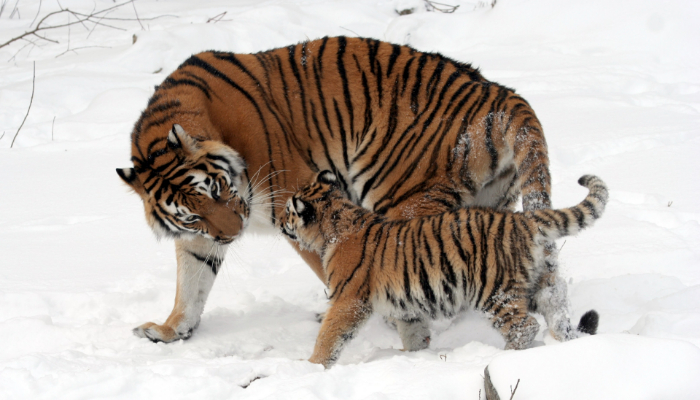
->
[1,0,699,398]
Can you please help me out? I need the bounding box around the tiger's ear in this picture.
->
[316,170,339,187]
[167,124,200,155]
[116,167,146,196]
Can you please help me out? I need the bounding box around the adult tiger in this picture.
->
[117,36,571,348]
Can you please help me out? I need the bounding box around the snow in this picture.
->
[487,334,700,400]
[1,0,699,398]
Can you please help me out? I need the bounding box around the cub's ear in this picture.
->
[116,168,146,196]
[294,198,306,214]
[294,198,316,224]
[167,124,200,155]
[316,170,339,187]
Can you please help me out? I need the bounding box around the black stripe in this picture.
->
[189,251,223,275]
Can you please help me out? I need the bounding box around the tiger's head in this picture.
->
[117,124,250,244]
[280,170,343,252]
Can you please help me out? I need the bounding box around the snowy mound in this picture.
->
[485,334,700,400]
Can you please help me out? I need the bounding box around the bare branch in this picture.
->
[9,0,19,19]
[424,0,460,13]
[131,1,144,30]
[30,0,43,27]
[86,9,117,39]
[339,26,360,37]
[509,379,520,400]
[31,32,59,44]
[206,11,229,24]
[0,1,168,50]
[55,45,110,58]
[8,38,38,62]
[11,61,36,148]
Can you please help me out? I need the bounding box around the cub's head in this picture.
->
[280,170,342,251]
[117,124,249,244]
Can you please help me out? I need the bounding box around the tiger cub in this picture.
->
[281,171,607,368]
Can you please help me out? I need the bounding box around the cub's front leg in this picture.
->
[309,298,372,368]
[133,236,226,343]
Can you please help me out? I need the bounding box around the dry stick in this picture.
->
[424,0,460,13]
[55,45,110,58]
[10,61,36,148]
[30,0,42,27]
[0,131,5,141]
[339,26,360,37]
[131,0,144,30]
[509,379,520,400]
[86,9,118,39]
[9,0,19,19]
[206,11,227,23]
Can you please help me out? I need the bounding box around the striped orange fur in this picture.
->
[282,171,607,368]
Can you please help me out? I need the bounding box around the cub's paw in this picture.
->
[397,319,431,352]
[133,322,193,343]
[314,311,326,324]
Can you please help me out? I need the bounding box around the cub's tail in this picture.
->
[531,175,609,242]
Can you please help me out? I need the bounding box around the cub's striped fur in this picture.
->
[117,36,567,346]
[281,171,607,368]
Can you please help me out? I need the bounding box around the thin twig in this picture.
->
[131,0,144,30]
[206,11,228,23]
[51,116,55,140]
[55,45,110,58]
[8,38,38,62]
[31,32,59,44]
[11,61,36,148]
[86,9,117,39]
[509,378,520,400]
[30,0,42,27]
[9,0,19,19]
[424,0,460,13]
[339,26,360,37]
[0,131,5,141]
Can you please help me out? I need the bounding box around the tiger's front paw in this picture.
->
[132,322,194,343]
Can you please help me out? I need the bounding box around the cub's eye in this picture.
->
[181,214,201,223]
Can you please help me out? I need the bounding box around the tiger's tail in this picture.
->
[530,175,609,243]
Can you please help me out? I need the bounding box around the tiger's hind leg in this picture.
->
[133,236,225,343]
[487,296,539,350]
[533,263,599,340]
[532,269,575,341]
